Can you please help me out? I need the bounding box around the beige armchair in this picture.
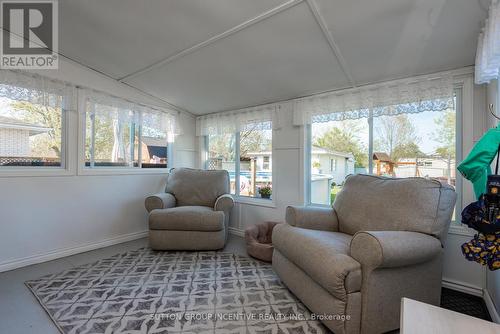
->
[145,168,234,250]
[272,174,456,334]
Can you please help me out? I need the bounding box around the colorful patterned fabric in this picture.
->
[461,195,500,234]
[461,232,500,271]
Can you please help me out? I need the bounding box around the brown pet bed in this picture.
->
[245,221,281,262]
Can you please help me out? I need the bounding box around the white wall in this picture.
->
[172,112,197,168]
[0,57,197,272]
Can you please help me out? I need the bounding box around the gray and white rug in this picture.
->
[26,248,329,334]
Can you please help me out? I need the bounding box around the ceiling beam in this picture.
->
[118,0,304,82]
[305,0,356,87]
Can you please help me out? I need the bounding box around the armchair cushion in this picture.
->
[285,206,339,231]
[165,168,230,207]
[149,206,224,232]
[273,223,361,301]
[350,231,442,270]
[145,192,176,212]
[334,174,456,243]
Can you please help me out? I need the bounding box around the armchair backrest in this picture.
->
[333,174,456,243]
[165,168,230,207]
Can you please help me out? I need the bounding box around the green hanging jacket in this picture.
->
[457,127,500,198]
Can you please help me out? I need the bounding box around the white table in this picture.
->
[400,298,500,334]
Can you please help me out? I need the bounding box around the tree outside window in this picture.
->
[0,98,62,167]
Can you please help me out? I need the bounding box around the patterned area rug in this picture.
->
[26,248,329,334]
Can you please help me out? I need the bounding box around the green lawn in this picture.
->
[330,186,342,204]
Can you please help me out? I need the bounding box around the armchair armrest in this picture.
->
[350,231,442,270]
[214,194,234,213]
[145,192,176,213]
[285,206,338,231]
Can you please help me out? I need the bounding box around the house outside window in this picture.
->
[0,114,60,166]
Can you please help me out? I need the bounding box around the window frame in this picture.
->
[305,86,466,226]
[78,97,172,176]
[203,124,275,207]
[0,96,74,178]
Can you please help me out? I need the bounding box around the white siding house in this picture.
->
[0,116,49,158]
[395,157,456,183]
[311,146,355,185]
[310,146,355,205]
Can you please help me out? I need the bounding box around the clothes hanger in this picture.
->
[489,103,500,122]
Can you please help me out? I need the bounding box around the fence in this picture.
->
[0,156,60,167]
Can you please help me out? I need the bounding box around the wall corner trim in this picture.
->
[0,230,148,273]
[484,287,500,324]
[228,227,245,237]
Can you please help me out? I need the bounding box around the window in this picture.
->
[330,158,336,172]
[207,132,236,193]
[239,122,272,198]
[206,121,273,199]
[85,104,139,167]
[263,156,270,170]
[140,112,170,168]
[84,96,173,169]
[372,110,456,183]
[308,93,459,206]
[310,118,369,205]
[0,84,65,168]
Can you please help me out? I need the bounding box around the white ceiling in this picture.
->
[59,0,488,115]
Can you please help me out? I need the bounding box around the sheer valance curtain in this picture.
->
[475,0,500,84]
[0,69,182,136]
[293,74,455,125]
[81,89,181,137]
[196,73,454,135]
[0,70,76,110]
[196,105,281,136]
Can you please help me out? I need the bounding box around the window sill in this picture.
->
[234,196,276,208]
[78,167,170,176]
[0,167,73,178]
[307,203,332,208]
[448,223,475,237]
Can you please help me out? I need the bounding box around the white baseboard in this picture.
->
[441,278,484,297]
[0,230,149,273]
[484,288,500,323]
[228,227,245,237]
